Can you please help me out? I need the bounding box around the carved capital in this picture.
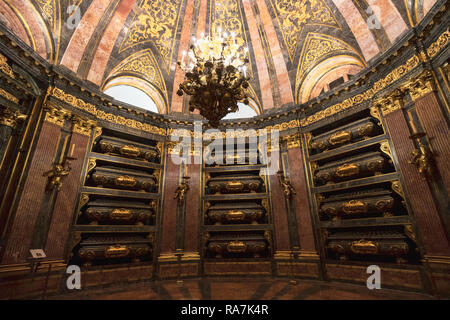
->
[282,133,301,149]
[43,102,71,126]
[71,114,97,136]
[374,89,405,116]
[405,70,435,102]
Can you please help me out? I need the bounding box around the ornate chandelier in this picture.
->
[177,30,250,127]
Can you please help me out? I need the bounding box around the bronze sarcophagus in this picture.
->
[320,189,395,221]
[205,202,265,225]
[327,229,410,263]
[205,232,268,258]
[207,174,263,194]
[90,166,157,192]
[97,136,160,163]
[310,117,379,152]
[314,152,387,185]
[84,199,156,225]
[77,234,152,266]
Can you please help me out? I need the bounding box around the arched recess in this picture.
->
[103,76,166,114]
[297,55,365,104]
[222,99,261,120]
[0,0,54,61]
[102,49,168,113]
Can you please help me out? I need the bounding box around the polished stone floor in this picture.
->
[51,278,435,300]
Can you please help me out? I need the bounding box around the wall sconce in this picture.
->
[408,132,434,181]
[277,170,296,199]
[174,176,190,206]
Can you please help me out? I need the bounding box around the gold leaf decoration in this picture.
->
[119,0,183,72]
[0,54,15,79]
[112,49,167,101]
[34,0,55,29]
[210,0,252,76]
[270,0,339,62]
[297,33,358,81]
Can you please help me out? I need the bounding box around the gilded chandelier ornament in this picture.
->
[177,30,250,127]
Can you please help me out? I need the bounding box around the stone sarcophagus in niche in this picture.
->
[97,136,160,163]
[77,233,153,266]
[327,229,412,263]
[90,166,158,192]
[205,232,270,258]
[314,152,388,185]
[207,173,263,194]
[310,117,379,152]
[83,199,156,225]
[205,201,265,225]
[319,189,395,221]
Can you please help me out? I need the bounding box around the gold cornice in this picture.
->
[50,87,166,135]
[0,88,19,104]
[427,29,449,59]
[0,53,15,79]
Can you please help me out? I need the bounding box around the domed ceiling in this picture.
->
[0,0,438,114]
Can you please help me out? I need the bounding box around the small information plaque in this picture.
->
[29,249,46,259]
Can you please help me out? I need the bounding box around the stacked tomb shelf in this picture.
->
[201,140,273,262]
[303,108,420,265]
[68,127,163,268]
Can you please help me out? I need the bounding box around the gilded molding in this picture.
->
[0,53,15,79]
[0,88,19,103]
[427,29,450,59]
[50,87,166,135]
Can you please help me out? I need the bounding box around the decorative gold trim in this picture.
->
[87,158,96,173]
[427,29,450,59]
[369,106,382,125]
[50,87,165,135]
[404,224,417,243]
[380,141,393,163]
[391,180,405,199]
[92,126,102,141]
[0,88,19,103]
[0,53,15,78]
